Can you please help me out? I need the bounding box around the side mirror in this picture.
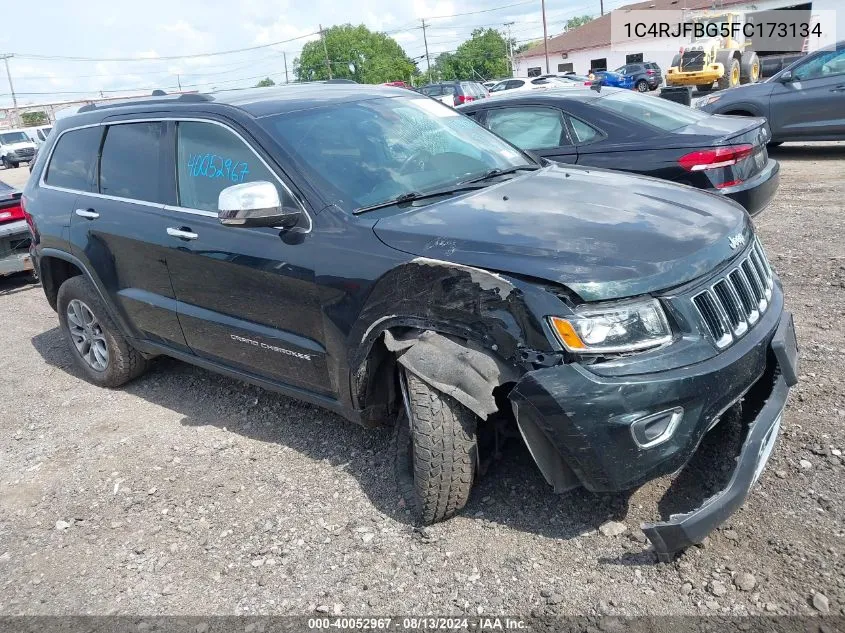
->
[778,70,793,83]
[218,181,301,229]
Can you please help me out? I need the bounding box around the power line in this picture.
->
[13,31,320,63]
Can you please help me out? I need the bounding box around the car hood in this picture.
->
[706,81,775,102]
[372,165,752,301]
[2,141,36,151]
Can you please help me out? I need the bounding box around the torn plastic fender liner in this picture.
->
[383,329,518,420]
[642,373,790,562]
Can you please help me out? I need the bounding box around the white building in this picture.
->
[515,0,843,77]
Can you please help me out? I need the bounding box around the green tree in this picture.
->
[433,28,509,81]
[21,111,48,127]
[565,15,594,30]
[255,77,275,87]
[294,24,417,84]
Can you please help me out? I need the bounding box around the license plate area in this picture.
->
[751,413,782,487]
[771,312,799,386]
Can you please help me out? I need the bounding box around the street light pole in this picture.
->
[421,19,432,82]
[319,24,333,79]
[541,0,550,74]
[1,54,19,128]
[504,21,515,75]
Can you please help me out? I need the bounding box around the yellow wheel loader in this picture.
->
[665,13,760,92]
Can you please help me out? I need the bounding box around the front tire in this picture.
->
[394,370,477,524]
[740,51,760,84]
[718,58,741,91]
[57,275,148,387]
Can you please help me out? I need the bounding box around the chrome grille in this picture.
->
[692,238,774,349]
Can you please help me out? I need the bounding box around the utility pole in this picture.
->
[1,54,19,128]
[421,19,432,82]
[504,21,515,75]
[319,24,333,79]
[283,52,289,83]
[600,0,604,16]
[541,0,550,74]
[177,74,182,91]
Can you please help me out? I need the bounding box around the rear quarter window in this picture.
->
[44,126,103,192]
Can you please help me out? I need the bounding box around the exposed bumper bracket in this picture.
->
[642,372,790,562]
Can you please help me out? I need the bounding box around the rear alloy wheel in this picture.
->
[66,299,110,372]
[393,369,478,524]
[635,79,648,92]
[57,275,148,387]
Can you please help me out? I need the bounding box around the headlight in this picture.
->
[695,94,721,109]
[548,298,672,354]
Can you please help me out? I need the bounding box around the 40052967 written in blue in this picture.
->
[187,153,250,183]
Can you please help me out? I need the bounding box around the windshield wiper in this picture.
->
[353,183,489,215]
[463,164,541,184]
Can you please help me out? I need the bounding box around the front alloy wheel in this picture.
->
[66,299,109,371]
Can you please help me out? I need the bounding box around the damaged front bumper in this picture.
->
[509,296,798,560]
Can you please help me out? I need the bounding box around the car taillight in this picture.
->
[583,81,592,86]
[455,94,474,105]
[0,201,25,223]
[678,144,754,172]
[646,69,656,75]
[22,196,35,233]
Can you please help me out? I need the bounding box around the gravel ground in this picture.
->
[1,144,844,617]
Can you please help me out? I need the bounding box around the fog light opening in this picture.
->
[630,407,684,448]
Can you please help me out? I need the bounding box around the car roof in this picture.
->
[51,84,417,130]
[458,86,625,111]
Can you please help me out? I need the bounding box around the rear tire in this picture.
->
[57,275,148,388]
[394,370,477,524]
[635,79,648,92]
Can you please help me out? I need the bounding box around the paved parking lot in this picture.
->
[1,145,844,616]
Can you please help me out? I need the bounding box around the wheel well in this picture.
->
[723,110,755,117]
[354,326,519,427]
[40,256,83,312]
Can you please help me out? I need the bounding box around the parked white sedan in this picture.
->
[488,75,583,96]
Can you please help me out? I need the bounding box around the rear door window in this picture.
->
[99,122,167,203]
[44,126,103,192]
[176,121,295,213]
[485,107,566,149]
[506,80,525,89]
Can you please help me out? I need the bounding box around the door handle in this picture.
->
[831,84,845,92]
[75,208,99,220]
[166,227,198,241]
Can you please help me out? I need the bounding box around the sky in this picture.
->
[0,0,629,109]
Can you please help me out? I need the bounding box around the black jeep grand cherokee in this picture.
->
[23,85,798,560]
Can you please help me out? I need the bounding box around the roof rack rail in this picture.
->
[77,93,213,113]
